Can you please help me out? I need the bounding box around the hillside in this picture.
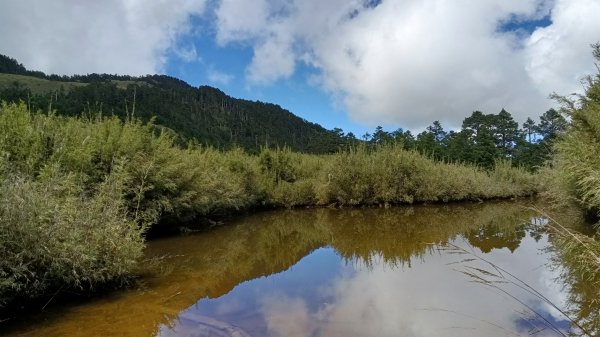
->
[0,54,345,153]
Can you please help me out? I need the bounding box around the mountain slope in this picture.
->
[0,54,346,153]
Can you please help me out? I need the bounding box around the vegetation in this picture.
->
[1,48,600,337]
[1,49,597,327]
[0,170,144,304]
[358,108,567,171]
[0,100,540,307]
[551,218,600,336]
[537,43,600,336]
[0,54,346,154]
[0,54,567,171]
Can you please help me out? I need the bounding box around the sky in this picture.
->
[1,0,599,136]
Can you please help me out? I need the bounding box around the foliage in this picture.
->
[553,43,600,218]
[544,43,600,336]
[360,108,566,171]
[0,169,144,305]
[0,100,541,306]
[0,102,261,305]
[263,144,539,207]
[0,53,572,170]
[0,54,347,154]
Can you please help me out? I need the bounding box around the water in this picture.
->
[1,201,592,337]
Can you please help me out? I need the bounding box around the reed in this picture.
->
[0,101,540,305]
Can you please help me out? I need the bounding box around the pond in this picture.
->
[2,201,594,337]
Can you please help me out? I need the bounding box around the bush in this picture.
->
[313,145,537,206]
[0,169,144,305]
[0,101,540,305]
[543,44,600,336]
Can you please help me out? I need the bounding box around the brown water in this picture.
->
[1,201,593,337]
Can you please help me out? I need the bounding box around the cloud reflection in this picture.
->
[153,206,575,337]
[261,295,316,337]
[255,235,570,337]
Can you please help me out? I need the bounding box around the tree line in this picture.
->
[334,108,567,170]
[0,53,566,170]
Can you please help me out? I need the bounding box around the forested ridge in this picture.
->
[0,55,567,170]
[0,54,344,153]
[0,54,569,170]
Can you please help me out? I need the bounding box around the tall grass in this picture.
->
[262,145,538,207]
[0,167,144,305]
[0,102,268,306]
[550,44,600,218]
[0,101,539,306]
[540,44,600,335]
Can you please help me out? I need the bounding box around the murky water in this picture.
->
[1,201,593,337]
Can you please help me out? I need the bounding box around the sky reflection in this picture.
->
[161,230,571,337]
[4,203,580,337]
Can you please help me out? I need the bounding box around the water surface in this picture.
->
[2,201,591,337]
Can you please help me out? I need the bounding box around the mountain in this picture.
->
[0,54,347,153]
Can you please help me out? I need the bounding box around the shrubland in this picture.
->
[539,44,600,335]
[0,101,539,306]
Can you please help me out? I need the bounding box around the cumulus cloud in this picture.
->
[212,0,600,129]
[173,44,201,63]
[526,0,600,96]
[1,0,598,129]
[0,0,206,75]
[207,67,234,85]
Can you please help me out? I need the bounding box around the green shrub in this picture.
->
[0,169,144,305]
[543,44,600,335]
[313,145,537,206]
[0,101,541,305]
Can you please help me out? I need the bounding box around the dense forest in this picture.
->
[0,54,344,153]
[0,54,566,170]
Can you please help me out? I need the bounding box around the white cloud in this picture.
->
[214,0,271,45]
[0,0,206,75]
[525,0,600,96]
[1,0,598,130]
[261,294,316,337]
[212,0,600,129]
[173,44,200,63]
[247,35,296,84]
[207,67,234,85]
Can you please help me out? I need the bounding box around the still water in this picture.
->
[1,201,592,337]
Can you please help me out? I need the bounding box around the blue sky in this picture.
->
[163,8,555,137]
[1,0,599,136]
[164,16,370,137]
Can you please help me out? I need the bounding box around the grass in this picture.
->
[549,44,600,219]
[0,167,144,305]
[536,44,600,336]
[0,73,151,96]
[0,101,540,307]
[0,73,86,95]
[261,145,538,208]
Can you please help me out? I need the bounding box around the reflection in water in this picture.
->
[160,238,569,337]
[1,201,593,337]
